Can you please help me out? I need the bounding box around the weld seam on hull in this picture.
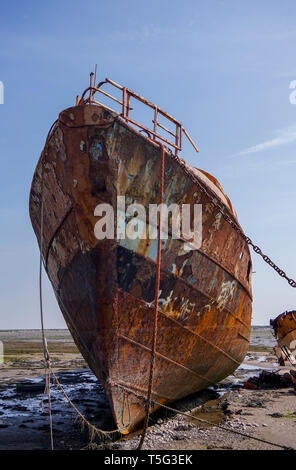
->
[117,244,250,329]
[119,289,244,366]
[143,240,252,302]
[118,333,216,386]
[237,331,250,342]
[45,206,74,268]
[51,237,250,330]
[195,247,252,301]
[126,224,251,299]
[59,119,115,130]
[47,215,251,330]
[110,378,174,402]
[155,264,249,328]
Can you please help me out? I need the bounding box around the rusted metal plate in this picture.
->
[270,311,296,363]
[29,104,252,433]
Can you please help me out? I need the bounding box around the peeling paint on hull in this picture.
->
[271,311,296,359]
[29,104,252,433]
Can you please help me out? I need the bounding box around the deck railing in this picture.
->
[77,73,198,157]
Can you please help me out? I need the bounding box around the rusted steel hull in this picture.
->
[29,105,252,433]
[270,311,296,364]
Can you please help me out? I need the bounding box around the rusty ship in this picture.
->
[29,75,252,433]
[270,311,296,366]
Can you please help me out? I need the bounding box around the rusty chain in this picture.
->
[223,211,296,288]
[172,153,296,289]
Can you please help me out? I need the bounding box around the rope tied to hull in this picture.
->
[39,159,54,450]
[38,120,63,450]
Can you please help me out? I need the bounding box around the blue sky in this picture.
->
[1,0,296,328]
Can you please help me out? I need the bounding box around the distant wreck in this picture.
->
[270,311,296,366]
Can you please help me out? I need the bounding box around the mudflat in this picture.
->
[0,327,295,450]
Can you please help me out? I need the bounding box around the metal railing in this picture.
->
[77,73,198,157]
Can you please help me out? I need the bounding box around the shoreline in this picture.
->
[0,328,295,450]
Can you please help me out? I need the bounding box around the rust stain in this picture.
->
[270,310,296,364]
[29,96,252,433]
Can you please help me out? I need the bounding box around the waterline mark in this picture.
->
[0,81,3,104]
[94,196,202,250]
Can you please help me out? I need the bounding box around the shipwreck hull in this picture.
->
[29,104,252,432]
[271,311,296,362]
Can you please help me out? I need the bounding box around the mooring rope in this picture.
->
[39,159,54,450]
[38,120,61,450]
[49,368,121,440]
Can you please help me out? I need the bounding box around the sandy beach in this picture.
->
[0,327,295,450]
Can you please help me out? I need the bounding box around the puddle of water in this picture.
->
[186,398,225,428]
[238,363,261,371]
